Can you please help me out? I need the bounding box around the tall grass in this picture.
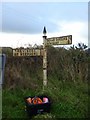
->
[2,80,88,119]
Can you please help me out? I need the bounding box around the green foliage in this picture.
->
[47,46,88,83]
[2,47,12,56]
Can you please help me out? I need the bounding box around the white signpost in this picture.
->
[43,27,47,90]
[12,27,72,90]
[42,27,72,90]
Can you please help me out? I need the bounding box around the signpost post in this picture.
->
[42,27,72,90]
[43,27,47,90]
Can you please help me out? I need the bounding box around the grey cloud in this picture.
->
[2,2,87,34]
[2,12,58,34]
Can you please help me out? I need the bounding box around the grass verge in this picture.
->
[2,81,89,119]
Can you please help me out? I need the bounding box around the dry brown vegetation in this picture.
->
[3,45,89,89]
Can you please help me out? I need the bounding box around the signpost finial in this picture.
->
[43,26,47,35]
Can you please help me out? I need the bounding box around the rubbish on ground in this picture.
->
[24,95,51,118]
[26,96,49,104]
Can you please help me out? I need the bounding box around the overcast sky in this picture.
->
[0,1,89,48]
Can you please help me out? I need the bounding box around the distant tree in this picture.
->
[75,43,87,50]
[2,47,12,56]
